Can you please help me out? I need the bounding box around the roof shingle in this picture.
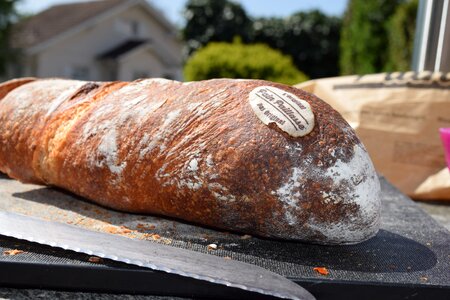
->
[12,0,128,49]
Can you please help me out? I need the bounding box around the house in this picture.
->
[9,0,183,81]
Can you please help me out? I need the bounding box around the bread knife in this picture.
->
[0,211,315,300]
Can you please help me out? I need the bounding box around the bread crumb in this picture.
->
[3,249,24,256]
[151,234,161,240]
[136,223,156,230]
[313,267,329,276]
[161,238,172,245]
[224,256,231,260]
[207,243,218,251]
[104,225,132,235]
[240,234,252,240]
[141,233,152,239]
[88,256,103,263]
[105,225,120,234]
[120,226,132,234]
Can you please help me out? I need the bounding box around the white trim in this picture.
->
[117,42,180,67]
[435,0,449,71]
[418,0,434,71]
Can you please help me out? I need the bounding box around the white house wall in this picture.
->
[34,3,182,81]
[118,48,164,81]
[37,15,127,80]
[120,5,182,66]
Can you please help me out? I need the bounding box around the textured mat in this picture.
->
[0,174,449,299]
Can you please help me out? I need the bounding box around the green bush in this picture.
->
[182,0,341,79]
[182,0,252,56]
[340,0,403,75]
[0,0,20,75]
[385,0,418,71]
[184,40,308,85]
[251,11,342,79]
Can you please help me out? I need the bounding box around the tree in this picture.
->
[385,0,418,71]
[182,0,252,56]
[251,11,341,79]
[184,39,308,85]
[340,0,403,75]
[0,0,19,76]
[182,1,342,79]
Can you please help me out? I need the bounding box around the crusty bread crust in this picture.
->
[0,77,36,100]
[0,78,380,244]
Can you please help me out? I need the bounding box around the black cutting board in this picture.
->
[0,177,449,300]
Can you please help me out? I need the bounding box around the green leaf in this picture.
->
[184,40,308,85]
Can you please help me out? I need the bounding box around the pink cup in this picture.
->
[440,128,450,170]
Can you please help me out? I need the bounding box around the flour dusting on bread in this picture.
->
[0,77,381,244]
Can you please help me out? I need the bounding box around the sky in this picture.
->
[17,0,348,26]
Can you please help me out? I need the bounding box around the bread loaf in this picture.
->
[0,78,380,244]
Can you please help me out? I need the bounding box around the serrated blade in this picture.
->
[0,211,314,300]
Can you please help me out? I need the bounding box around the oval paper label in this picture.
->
[249,86,315,137]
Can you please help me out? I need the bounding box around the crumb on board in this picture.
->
[120,226,132,234]
[240,234,252,240]
[207,243,218,251]
[136,223,156,230]
[88,256,103,263]
[140,233,169,243]
[105,225,120,234]
[161,238,172,245]
[3,249,25,256]
[151,234,161,240]
[104,225,133,235]
[313,267,329,276]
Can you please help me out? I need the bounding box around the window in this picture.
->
[115,19,140,37]
[131,20,140,36]
[133,71,150,80]
[65,66,90,80]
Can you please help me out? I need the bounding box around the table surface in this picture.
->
[0,174,449,300]
[417,201,450,231]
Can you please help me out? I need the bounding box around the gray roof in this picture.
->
[12,0,134,49]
